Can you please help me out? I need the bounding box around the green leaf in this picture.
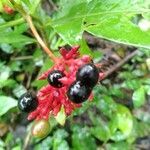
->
[20,0,41,14]
[89,111,111,142]
[39,58,53,74]
[121,79,141,90]
[94,95,117,118]
[52,0,150,48]
[0,139,5,147]
[110,105,133,141]
[53,129,68,140]
[86,17,150,49]
[106,141,132,150]
[72,126,96,150]
[12,145,22,150]
[144,85,150,96]
[53,140,69,150]
[55,106,66,126]
[79,39,93,56]
[32,80,48,90]
[53,129,69,150]
[91,125,111,142]
[127,118,150,143]
[0,79,16,88]
[34,136,53,150]
[0,31,35,44]
[0,2,3,12]
[12,85,27,98]
[0,64,11,81]
[108,86,124,98]
[0,43,13,54]
[0,96,17,116]
[30,0,41,14]
[132,86,146,108]
[146,58,150,71]
[33,48,43,67]
[78,38,103,60]
[0,63,16,88]
[116,105,133,135]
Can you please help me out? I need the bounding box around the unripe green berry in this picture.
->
[32,119,51,138]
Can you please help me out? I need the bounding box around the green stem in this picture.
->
[0,18,24,30]
[9,1,58,63]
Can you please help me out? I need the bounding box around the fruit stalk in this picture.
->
[25,15,58,63]
[23,128,32,150]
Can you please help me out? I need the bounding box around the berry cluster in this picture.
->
[18,46,104,121]
[67,63,99,103]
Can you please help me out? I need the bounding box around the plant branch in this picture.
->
[0,18,24,30]
[23,129,32,150]
[25,15,58,63]
[11,56,33,61]
[101,49,138,80]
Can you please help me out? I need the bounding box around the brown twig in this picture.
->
[101,49,139,80]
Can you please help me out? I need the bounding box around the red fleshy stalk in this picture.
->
[28,46,104,120]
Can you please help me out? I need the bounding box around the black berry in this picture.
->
[76,63,99,87]
[47,70,65,88]
[18,92,38,112]
[67,81,92,104]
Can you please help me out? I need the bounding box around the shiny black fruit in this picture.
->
[76,63,99,87]
[18,92,38,112]
[47,70,65,88]
[67,81,91,104]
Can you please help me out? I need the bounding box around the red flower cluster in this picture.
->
[28,46,104,120]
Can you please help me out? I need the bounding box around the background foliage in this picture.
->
[0,0,150,149]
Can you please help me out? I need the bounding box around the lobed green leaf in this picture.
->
[0,96,17,116]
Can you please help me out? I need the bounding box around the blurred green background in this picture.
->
[0,0,150,149]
